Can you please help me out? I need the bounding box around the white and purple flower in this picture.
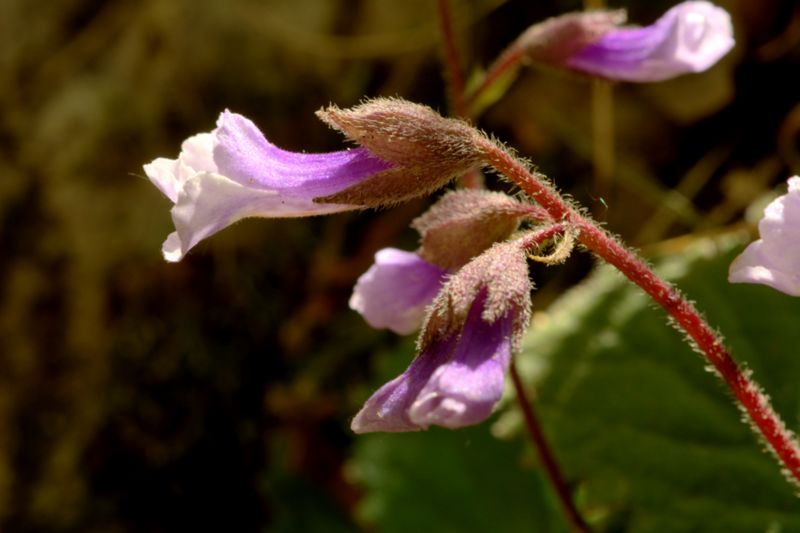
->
[567,1,734,82]
[519,1,734,83]
[145,111,392,262]
[729,177,800,296]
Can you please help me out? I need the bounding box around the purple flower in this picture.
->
[351,292,513,433]
[567,1,734,82]
[145,111,392,262]
[352,238,532,433]
[350,249,447,335]
[729,177,800,296]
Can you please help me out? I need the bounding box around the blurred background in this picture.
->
[1,0,799,531]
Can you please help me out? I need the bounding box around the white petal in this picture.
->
[165,171,353,262]
[729,177,800,296]
[144,132,216,203]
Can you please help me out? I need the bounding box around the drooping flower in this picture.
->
[729,177,800,296]
[520,1,734,82]
[350,249,447,335]
[351,290,514,432]
[145,110,393,262]
[352,238,532,433]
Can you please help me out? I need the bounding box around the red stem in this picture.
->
[476,136,800,487]
[436,0,468,117]
[510,361,589,533]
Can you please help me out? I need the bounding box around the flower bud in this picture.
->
[315,98,483,207]
[412,190,537,270]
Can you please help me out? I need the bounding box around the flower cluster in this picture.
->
[144,1,736,433]
[350,194,546,432]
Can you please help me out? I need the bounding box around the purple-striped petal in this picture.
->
[144,111,392,262]
[350,249,447,335]
[351,293,513,434]
[729,177,800,296]
[567,1,734,82]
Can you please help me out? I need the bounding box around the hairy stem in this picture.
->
[510,361,589,533]
[436,0,468,117]
[476,136,800,487]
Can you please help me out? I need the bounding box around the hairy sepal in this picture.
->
[420,237,532,353]
[517,9,626,65]
[315,98,483,207]
[413,189,533,270]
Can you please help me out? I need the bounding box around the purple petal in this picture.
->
[729,177,800,296]
[350,249,447,335]
[351,293,513,433]
[351,334,457,433]
[213,111,392,198]
[567,1,734,82]
[408,303,512,429]
[144,111,394,262]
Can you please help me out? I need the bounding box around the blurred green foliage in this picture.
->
[509,234,800,531]
[0,0,799,531]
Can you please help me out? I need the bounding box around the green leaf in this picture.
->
[509,232,800,531]
[347,425,569,533]
[347,341,569,533]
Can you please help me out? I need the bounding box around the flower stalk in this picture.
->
[510,360,589,533]
[436,0,468,118]
[515,223,588,532]
[476,136,800,486]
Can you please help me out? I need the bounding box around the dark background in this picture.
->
[1,0,798,530]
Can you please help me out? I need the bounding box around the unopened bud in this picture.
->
[413,190,535,270]
[516,10,627,65]
[315,98,483,207]
[421,237,532,352]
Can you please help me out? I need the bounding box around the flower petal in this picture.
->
[350,249,447,335]
[144,111,395,261]
[729,177,800,296]
[144,133,216,203]
[351,334,457,433]
[352,293,514,434]
[213,110,392,198]
[567,1,734,82]
[408,302,512,429]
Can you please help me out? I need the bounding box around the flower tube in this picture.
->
[145,111,392,262]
